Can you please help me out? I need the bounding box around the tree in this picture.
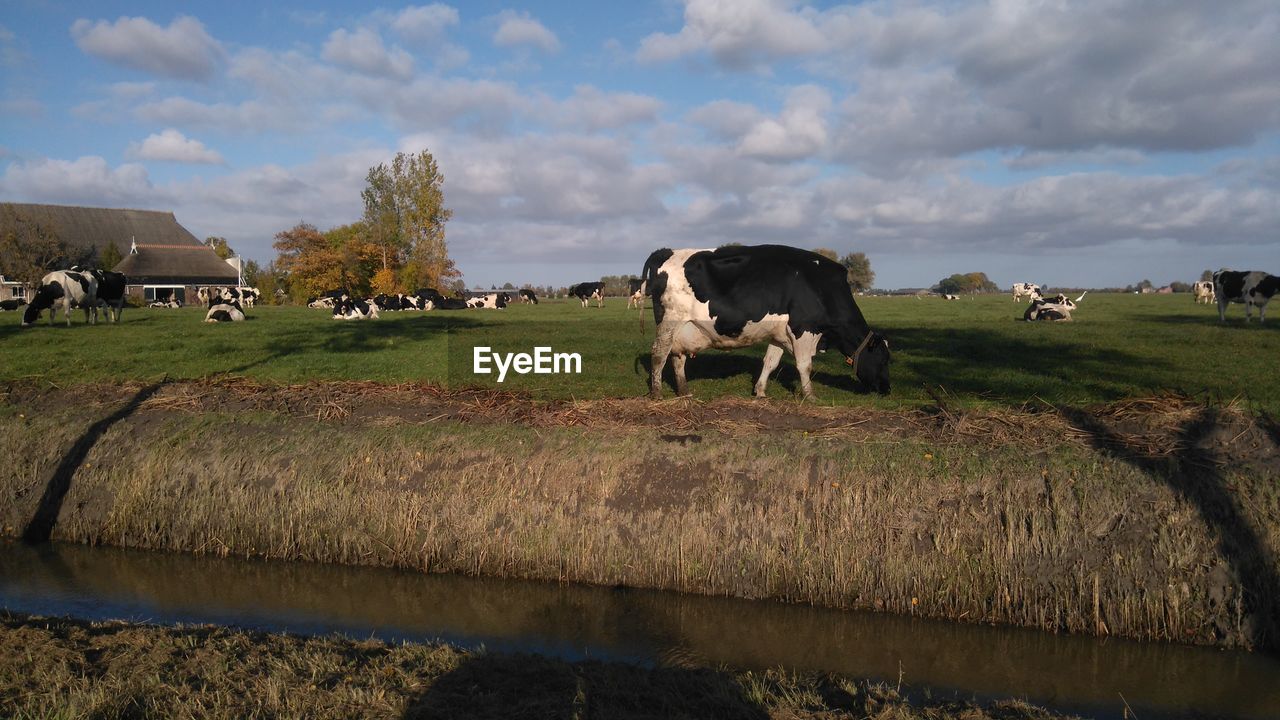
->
[242,259,263,287]
[273,222,371,302]
[840,252,875,292]
[1200,269,1213,282]
[934,272,999,295]
[0,205,68,284]
[812,247,837,261]
[99,240,123,271]
[362,150,456,289]
[1169,281,1192,293]
[205,236,235,260]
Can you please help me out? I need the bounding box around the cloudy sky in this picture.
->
[2,1,1277,289]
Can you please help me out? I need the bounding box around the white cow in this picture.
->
[1012,283,1042,302]
[1192,281,1215,305]
[21,270,99,327]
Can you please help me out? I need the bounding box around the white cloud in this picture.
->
[0,156,158,206]
[323,27,414,80]
[738,85,830,161]
[545,86,663,131]
[638,0,824,68]
[390,4,460,43]
[70,15,223,80]
[493,11,560,53]
[126,129,224,164]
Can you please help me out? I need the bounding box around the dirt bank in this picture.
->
[2,379,1278,649]
[0,612,1074,719]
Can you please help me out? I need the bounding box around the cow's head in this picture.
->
[21,282,63,327]
[847,333,891,395]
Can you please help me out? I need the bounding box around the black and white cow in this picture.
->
[467,292,509,309]
[1022,292,1084,322]
[1192,280,1215,305]
[519,288,539,304]
[1012,282,1042,302]
[332,297,379,320]
[306,288,348,309]
[148,299,181,308]
[628,278,645,308]
[204,299,245,323]
[569,282,605,308]
[642,245,891,399]
[86,269,127,323]
[425,297,470,310]
[0,299,27,312]
[22,270,99,327]
[1213,269,1280,323]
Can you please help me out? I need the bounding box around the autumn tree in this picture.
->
[0,205,68,284]
[273,222,380,302]
[812,247,838,261]
[840,252,875,292]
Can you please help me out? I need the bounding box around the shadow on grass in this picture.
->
[1059,405,1280,650]
[633,352,799,397]
[402,652,770,720]
[22,382,164,543]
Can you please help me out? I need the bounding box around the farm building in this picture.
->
[0,275,26,303]
[0,202,238,304]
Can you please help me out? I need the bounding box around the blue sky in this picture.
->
[2,0,1278,290]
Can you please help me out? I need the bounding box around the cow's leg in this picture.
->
[1245,301,1254,322]
[754,344,785,398]
[649,326,675,399]
[793,333,820,400]
[672,355,689,396]
[1217,296,1228,322]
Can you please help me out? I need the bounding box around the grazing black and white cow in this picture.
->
[467,292,509,309]
[85,269,127,323]
[22,270,99,327]
[1192,281,1215,305]
[0,299,27,312]
[332,297,379,320]
[627,279,645,308]
[642,245,891,399]
[569,282,605,308]
[425,297,469,310]
[1213,269,1280,323]
[204,299,245,323]
[1012,282,1042,302]
[519,288,539,304]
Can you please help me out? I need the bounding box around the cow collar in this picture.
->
[844,331,876,372]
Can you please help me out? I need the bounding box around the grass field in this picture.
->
[3,293,1278,411]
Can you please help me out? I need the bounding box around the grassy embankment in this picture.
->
[0,612,1074,719]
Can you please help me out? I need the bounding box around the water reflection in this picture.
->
[1,541,1276,720]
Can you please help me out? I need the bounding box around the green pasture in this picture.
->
[2,293,1277,411]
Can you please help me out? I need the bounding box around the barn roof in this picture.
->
[1,203,235,284]
[0,203,202,256]
[114,243,239,285]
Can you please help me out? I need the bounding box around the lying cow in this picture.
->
[204,299,245,323]
[519,288,539,304]
[0,299,27,312]
[569,281,605,308]
[1192,280,1215,305]
[22,269,99,327]
[1012,282,1042,302]
[628,279,645,308]
[332,297,379,320]
[425,297,469,310]
[467,292,509,309]
[1023,292,1085,322]
[1213,269,1280,323]
[642,244,890,399]
[148,299,181,308]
